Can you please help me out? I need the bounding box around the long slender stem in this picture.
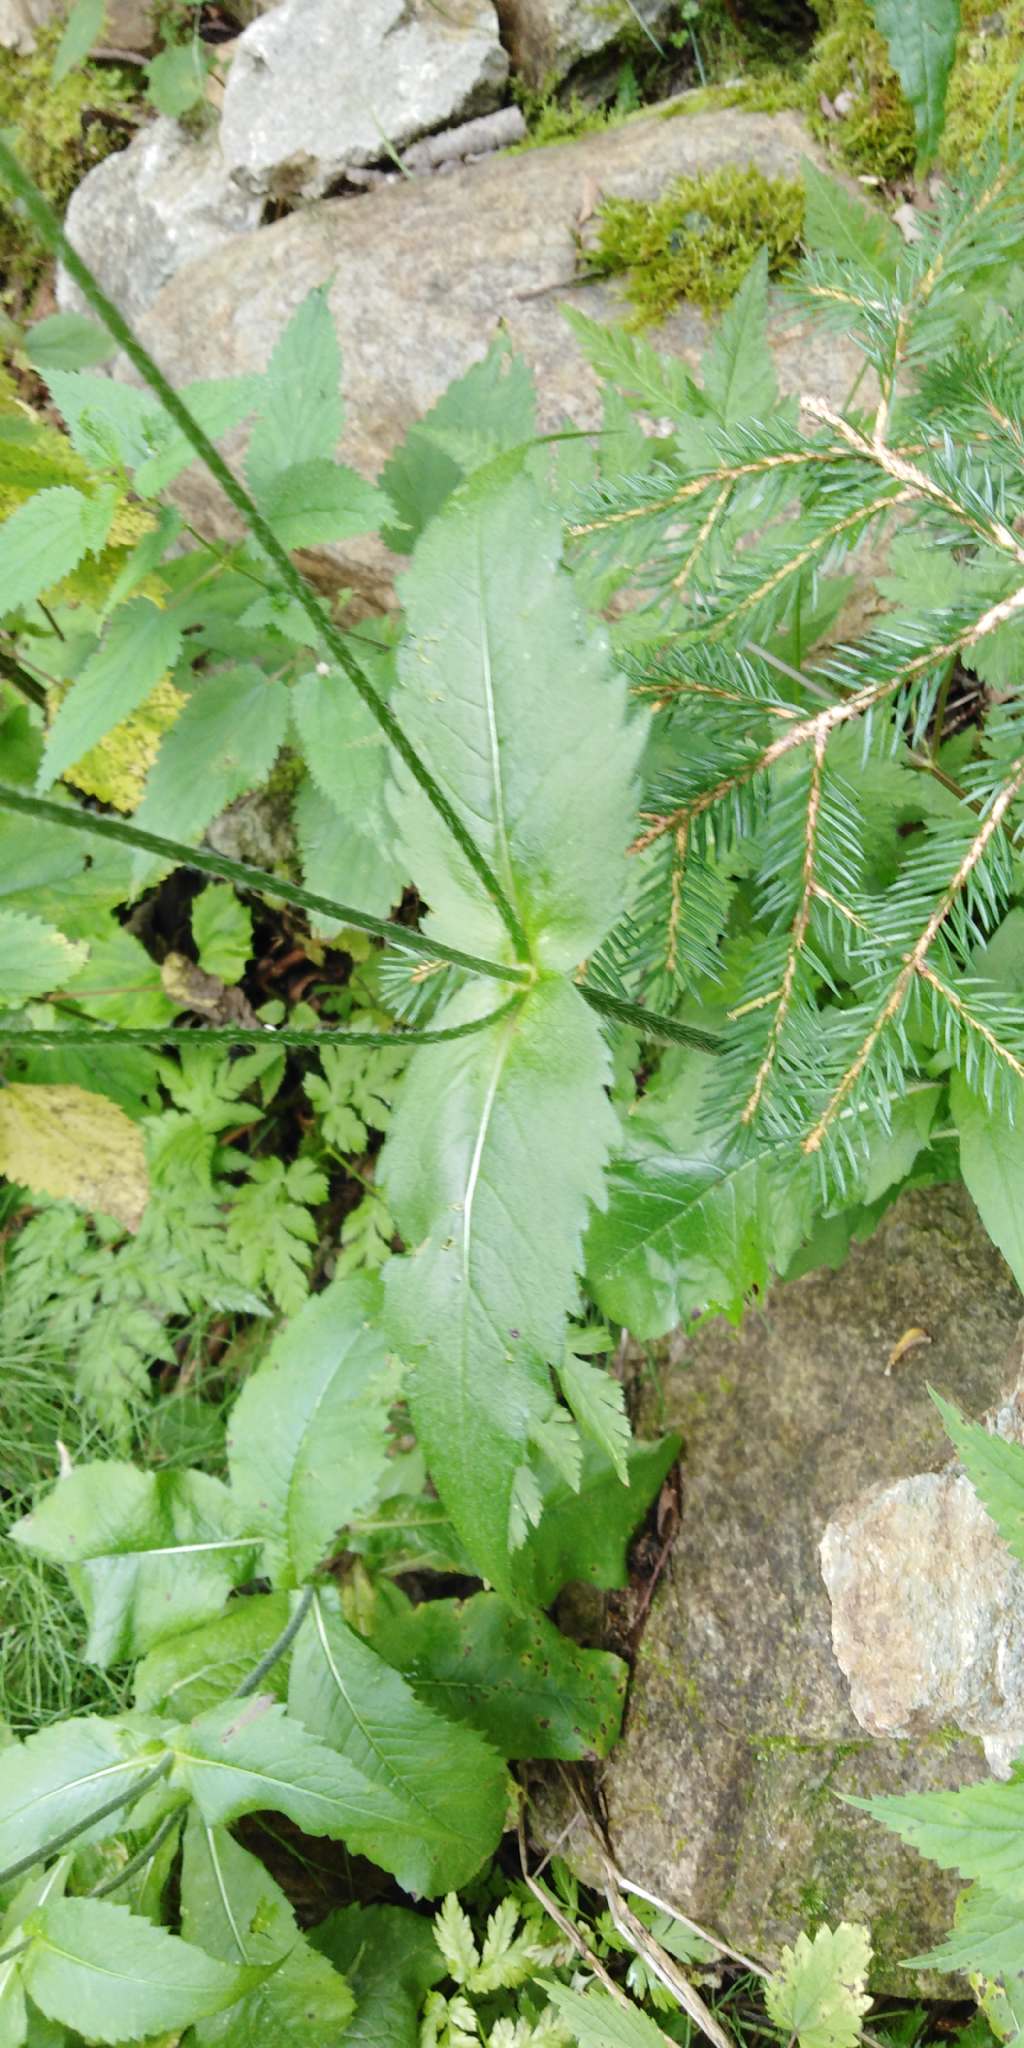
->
[0,138,530,965]
[0,1755,174,1893]
[0,785,529,986]
[88,1809,181,1901]
[235,1585,315,1698]
[0,648,47,709]
[0,998,524,1052]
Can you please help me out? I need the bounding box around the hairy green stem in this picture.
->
[0,785,529,986]
[0,648,47,710]
[0,138,530,964]
[0,999,524,1050]
[0,1755,174,1893]
[235,1585,315,1698]
[88,1809,181,1902]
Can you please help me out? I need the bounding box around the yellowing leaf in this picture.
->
[765,1923,872,2048]
[0,1084,149,1231]
[63,674,186,814]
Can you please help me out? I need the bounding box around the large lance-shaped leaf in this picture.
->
[867,0,960,164]
[180,1813,355,2047]
[288,1586,507,1895]
[381,977,619,1595]
[0,1718,162,1879]
[227,1273,398,1588]
[387,462,641,967]
[170,1697,433,1864]
[20,1898,264,2046]
[134,1594,292,1720]
[10,1464,261,1665]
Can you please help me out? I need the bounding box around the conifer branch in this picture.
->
[631,581,1024,853]
[673,483,731,593]
[568,445,849,537]
[917,961,1024,1085]
[803,398,1024,565]
[701,488,909,644]
[804,751,1024,1151]
[741,728,828,1124]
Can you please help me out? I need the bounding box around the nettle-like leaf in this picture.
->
[40,598,183,792]
[0,486,113,617]
[0,911,86,1007]
[931,1392,1024,1569]
[387,462,641,968]
[227,1273,398,1588]
[10,1464,261,1664]
[858,1775,1024,1891]
[180,1813,355,2047]
[764,1924,872,2048]
[288,1586,508,1895]
[0,1718,159,1875]
[20,1897,264,2046]
[310,1902,445,2048]
[245,286,343,503]
[546,1982,673,2047]
[909,1883,1024,1974]
[132,668,291,885]
[361,1583,627,1760]
[380,335,537,554]
[520,1433,679,1608]
[382,978,620,1597]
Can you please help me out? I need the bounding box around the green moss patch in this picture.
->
[0,22,137,304]
[589,161,804,324]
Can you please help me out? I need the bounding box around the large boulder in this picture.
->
[58,117,263,326]
[124,107,862,598]
[574,1186,1023,1990]
[496,0,676,90]
[218,0,509,201]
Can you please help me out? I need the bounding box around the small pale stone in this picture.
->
[822,1427,1024,1778]
[57,117,263,324]
[496,0,677,88]
[219,0,508,201]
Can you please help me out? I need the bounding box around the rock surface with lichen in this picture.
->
[562,1186,1024,1991]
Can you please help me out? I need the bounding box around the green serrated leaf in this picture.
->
[546,1982,673,2046]
[132,669,290,884]
[180,1812,355,2046]
[906,1883,1024,1974]
[866,0,960,163]
[192,885,253,984]
[361,1584,627,1759]
[380,338,537,553]
[521,1433,679,1607]
[21,1898,262,2046]
[859,1775,1024,1892]
[292,773,405,929]
[0,487,112,618]
[10,1464,261,1664]
[382,978,619,1597]
[0,1719,158,1877]
[40,599,183,792]
[801,160,902,287]
[700,248,777,426]
[134,1595,292,1719]
[388,463,640,968]
[288,1586,508,1895]
[310,1903,445,2048]
[932,1391,1024,1569]
[0,911,86,1008]
[247,288,342,502]
[227,1273,397,1587]
[765,1924,872,2048]
[25,314,116,373]
[258,458,385,548]
[562,305,706,424]
[558,1346,631,1483]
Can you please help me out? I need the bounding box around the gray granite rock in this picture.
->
[497,0,676,89]
[219,0,508,202]
[128,106,861,597]
[0,0,54,51]
[57,117,263,325]
[566,1187,1023,1990]
[822,1392,1024,1780]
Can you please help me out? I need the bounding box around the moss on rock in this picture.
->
[590,160,804,322]
[0,22,136,303]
